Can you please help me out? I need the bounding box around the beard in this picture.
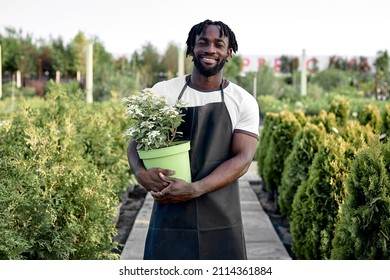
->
[193,56,227,77]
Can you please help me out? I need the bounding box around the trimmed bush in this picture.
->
[358,103,383,134]
[78,101,132,197]
[257,112,279,180]
[263,111,302,192]
[309,110,337,134]
[331,138,390,259]
[339,120,377,154]
[279,122,324,217]
[328,97,350,127]
[0,84,120,259]
[290,135,351,259]
[383,103,390,135]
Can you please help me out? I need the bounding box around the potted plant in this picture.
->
[123,88,191,182]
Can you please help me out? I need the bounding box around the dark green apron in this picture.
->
[143,76,246,260]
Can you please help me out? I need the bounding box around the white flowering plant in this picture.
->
[123,88,187,151]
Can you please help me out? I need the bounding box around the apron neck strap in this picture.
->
[178,75,225,102]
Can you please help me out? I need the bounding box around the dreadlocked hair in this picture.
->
[185,19,238,57]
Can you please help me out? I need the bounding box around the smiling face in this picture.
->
[192,25,232,77]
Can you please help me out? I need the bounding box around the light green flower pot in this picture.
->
[138,141,192,182]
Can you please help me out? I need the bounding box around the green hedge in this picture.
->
[331,138,390,259]
[257,112,279,180]
[262,111,302,192]
[278,122,324,217]
[0,83,132,259]
[358,103,383,134]
[290,134,351,259]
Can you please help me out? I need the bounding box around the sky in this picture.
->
[0,0,389,59]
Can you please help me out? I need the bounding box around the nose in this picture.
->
[204,43,216,54]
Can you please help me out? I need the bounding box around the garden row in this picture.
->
[257,96,390,259]
[0,82,133,259]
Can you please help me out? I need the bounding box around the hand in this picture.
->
[136,168,175,192]
[151,173,199,203]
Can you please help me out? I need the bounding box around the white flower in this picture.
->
[123,88,187,150]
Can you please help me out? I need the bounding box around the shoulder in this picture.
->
[152,76,187,104]
[225,81,258,107]
[152,76,187,92]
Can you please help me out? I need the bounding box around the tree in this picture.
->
[223,54,243,83]
[134,42,163,88]
[161,42,179,79]
[69,32,89,76]
[374,50,389,99]
[331,138,390,259]
[290,135,350,259]
[0,27,38,81]
[50,36,72,77]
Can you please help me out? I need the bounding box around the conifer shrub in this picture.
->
[263,111,302,192]
[290,135,351,259]
[331,138,390,259]
[257,112,279,180]
[78,101,132,197]
[292,109,307,126]
[328,97,350,126]
[358,103,383,134]
[339,120,377,154]
[0,85,119,259]
[309,110,337,134]
[279,122,324,217]
[382,103,390,135]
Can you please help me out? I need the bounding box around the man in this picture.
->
[128,19,259,259]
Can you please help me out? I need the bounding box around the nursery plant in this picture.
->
[331,138,390,259]
[290,134,351,259]
[262,111,302,192]
[278,122,324,217]
[0,84,120,259]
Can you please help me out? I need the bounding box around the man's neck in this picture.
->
[190,71,223,91]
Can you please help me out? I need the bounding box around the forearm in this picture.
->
[192,153,252,196]
[127,140,146,178]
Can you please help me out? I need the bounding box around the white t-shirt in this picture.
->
[152,76,260,139]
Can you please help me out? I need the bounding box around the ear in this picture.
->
[226,48,233,61]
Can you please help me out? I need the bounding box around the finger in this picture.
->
[164,169,176,176]
[150,190,166,200]
[159,172,172,183]
[150,190,160,198]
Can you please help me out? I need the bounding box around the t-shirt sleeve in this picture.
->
[233,95,260,140]
[151,79,182,106]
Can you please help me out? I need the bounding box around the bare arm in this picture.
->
[127,140,175,192]
[154,133,258,203]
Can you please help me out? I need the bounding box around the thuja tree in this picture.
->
[309,110,337,134]
[290,134,351,259]
[0,87,118,259]
[358,103,383,134]
[339,120,377,153]
[256,112,279,181]
[331,138,390,259]
[383,103,390,135]
[263,111,302,192]
[278,122,324,218]
[328,97,350,127]
[77,101,132,197]
[44,82,133,197]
